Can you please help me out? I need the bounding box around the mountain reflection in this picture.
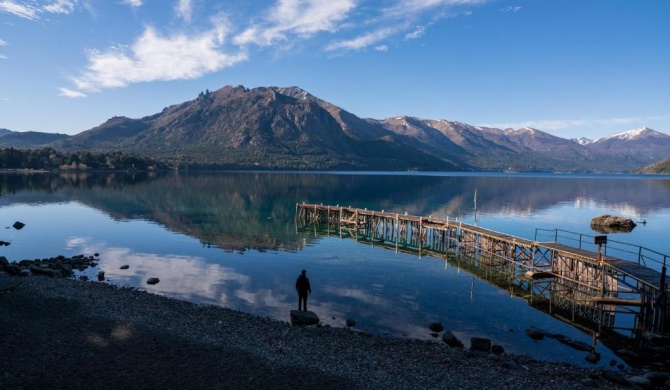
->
[1,171,670,250]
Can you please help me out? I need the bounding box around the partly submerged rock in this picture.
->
[442,331,464,348]
[590,214,636,233]
[147,277,160,285]
[428,321,444,332]
[290,310,319,326]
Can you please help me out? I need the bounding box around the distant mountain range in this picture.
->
[1,86,669,172]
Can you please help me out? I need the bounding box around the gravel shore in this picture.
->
[0,273,641,389]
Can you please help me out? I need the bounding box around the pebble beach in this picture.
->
[0,271,650,389]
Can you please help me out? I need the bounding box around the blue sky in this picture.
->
[1,0,668,139]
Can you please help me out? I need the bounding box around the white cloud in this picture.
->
[122,0,142,7]
[0,0,40,20]
[324,0,487,52]
[374,44,388,52]
[501,6,521,13]
[326,27,397,51]
[59,87,87,98]
[175,0,192,22]
[0,37,6,58]
[66,20,248,95]
[233,0,356,46]
[404,25,425,40]
[43,0,77,14]
[384,0,488,18]
[0,0,77,19]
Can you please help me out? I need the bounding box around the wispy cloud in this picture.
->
[375,44,388,52]
[175,0,192,22]
[326,26,397,51]
[122,0,143,8]
[404,25,425,40]
[479,115,670,131]
[0,0,40,19]
[500,6,521,13]
[384,0,487,18]
[233,0,356,46]
[43,0,77,14]
[59,87,87,98]
[67,18,247,94]
[0,37,6,59]
[0,0,77,19]
[327,0,487,52]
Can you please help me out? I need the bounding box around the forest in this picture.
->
[0,147,168,171]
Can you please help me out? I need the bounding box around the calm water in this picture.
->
[2,171,670,367]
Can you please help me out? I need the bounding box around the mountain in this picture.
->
[51,86,457,171]
[0,131,69,147]
[586,127,670,163]
[633,156,670,174]
[4,85,669,172]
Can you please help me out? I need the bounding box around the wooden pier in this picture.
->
[296,203,670,336]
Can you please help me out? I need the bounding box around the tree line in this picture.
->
[0,147,169,171]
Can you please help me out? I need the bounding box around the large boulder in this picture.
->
[290,310,319,326]
[590,214,636,233]
[470,337,491,353]
[442,331,464,348]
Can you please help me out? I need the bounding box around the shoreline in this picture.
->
[0,273,643,389]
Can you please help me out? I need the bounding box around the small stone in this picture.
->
[19,269,32,277]
[147,277,160,285]
[491,344,505,356]
[97,271,105,281]
[585,352,600,364]
[626,375,652,388]
[346,319,356,327]
[12,221,25,230]
[120,265,130,270]
[428,321,444,332]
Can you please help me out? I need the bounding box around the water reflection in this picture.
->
[2,171,670,368]
[3,171,670,253]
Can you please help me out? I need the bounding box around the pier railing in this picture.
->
[535,228,669,271]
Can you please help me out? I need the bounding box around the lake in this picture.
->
[2,171,670,368]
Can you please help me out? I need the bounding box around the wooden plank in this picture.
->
[586,297,645,307]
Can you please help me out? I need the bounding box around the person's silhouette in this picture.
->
[295,269,311,312]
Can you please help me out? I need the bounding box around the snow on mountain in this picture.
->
[572,137,593,145]
[593,127,665,142]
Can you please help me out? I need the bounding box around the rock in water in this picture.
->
[12,221,25,230]
[428,321,444,332]
[590,214,636,233]
[290,310,319,326]
[147,277,160,285]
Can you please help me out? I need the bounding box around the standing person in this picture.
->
[295,269,311,312]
